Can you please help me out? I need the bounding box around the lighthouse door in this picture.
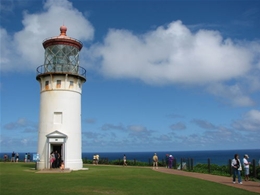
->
[46,131,67,169]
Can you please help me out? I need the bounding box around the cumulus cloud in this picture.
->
[127,125,154,143]
[90,20,258,85]
[232,109,260,132]
[1,0,94,72]
[206,83,256,107]
[3,118,35,130]
[101,123,125,131]
[87,20,260,107]
[170,122,186,130]
[192,119,217,130]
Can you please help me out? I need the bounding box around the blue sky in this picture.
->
[1,0,260,153]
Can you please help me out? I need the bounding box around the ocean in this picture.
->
[82,149,260,165]
[2,149,259,166]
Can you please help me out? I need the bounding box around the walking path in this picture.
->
[154,168,260,194]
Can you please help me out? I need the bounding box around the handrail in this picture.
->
[36,64,86,79]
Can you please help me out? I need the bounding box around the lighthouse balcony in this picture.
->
[36,64,86,81]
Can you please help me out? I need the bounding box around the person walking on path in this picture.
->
[231,154,242,184]
[123,154,127,166]
[153,153,158,169]
[243,154,251,181]
[168,155,173,169]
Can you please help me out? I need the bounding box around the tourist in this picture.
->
[24,153,28,162]
[243,154,251,181]
[11,151,15,162]
[168,155,173,169]
[153,153,158,169]
[123,154,127,166]
[93,154,96,165]
[60,160,65,171]
[96,154,99,165]
[231,154,242,184]
[15,153,19,162]
[27,153,31,162]
[54,151,58,168]
[50,152,55,169]
[56,152,61,168]
[4,154,8,162]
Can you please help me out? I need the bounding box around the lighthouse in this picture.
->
[36,26,86,170]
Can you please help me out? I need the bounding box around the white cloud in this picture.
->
[206,83,255,107]
[1,0,94,72]
[170,122,186,130]
[191,119,216,130]
[232,109,260,132]
[90,20,257,85]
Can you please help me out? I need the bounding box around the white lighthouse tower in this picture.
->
[36,26,86,170]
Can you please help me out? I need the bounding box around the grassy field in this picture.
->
[0,162,258,195]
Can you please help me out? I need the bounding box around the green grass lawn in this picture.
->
[0,163,258,195]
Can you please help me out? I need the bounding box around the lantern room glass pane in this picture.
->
[44,45,79,73]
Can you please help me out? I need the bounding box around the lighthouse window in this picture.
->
[45,81,49,90]
[56,80,61,88]
[54,112,62,124]
[69,81,74,89]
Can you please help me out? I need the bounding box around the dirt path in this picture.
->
[154,168,260,194]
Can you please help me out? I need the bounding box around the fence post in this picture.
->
[228,159,232,176]
[174,158,177,169]
[252,159,256,178]
[191,158,193,171]
[187,158,190,170]
[208,158,211,174]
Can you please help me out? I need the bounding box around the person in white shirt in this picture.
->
[243,154,251,181]
[153,153,158,169]
[231,154,242,184]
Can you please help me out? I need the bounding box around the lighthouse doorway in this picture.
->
[50,144,64,168]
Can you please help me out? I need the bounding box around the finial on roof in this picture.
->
[60,25,67,36]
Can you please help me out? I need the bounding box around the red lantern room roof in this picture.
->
[42,25,83,50]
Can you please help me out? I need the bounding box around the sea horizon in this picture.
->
[2,148,259,166]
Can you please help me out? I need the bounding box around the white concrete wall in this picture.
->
[37,75,83,170]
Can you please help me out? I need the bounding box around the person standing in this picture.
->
[11,151,15,162]
[243,154,251,181]
[50,152,53,169]
[96,154,99,165]
[231,154,242,184]
[54,151,58,168]
[153,153,158,169]
[60,160,65,171]
[93,154,96,165]
[4,154,8,162]
[168,155,173,169]
[27,153,31,162]
[24,153,28,162]
[15,153,19,162]
[123,154,127,166]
